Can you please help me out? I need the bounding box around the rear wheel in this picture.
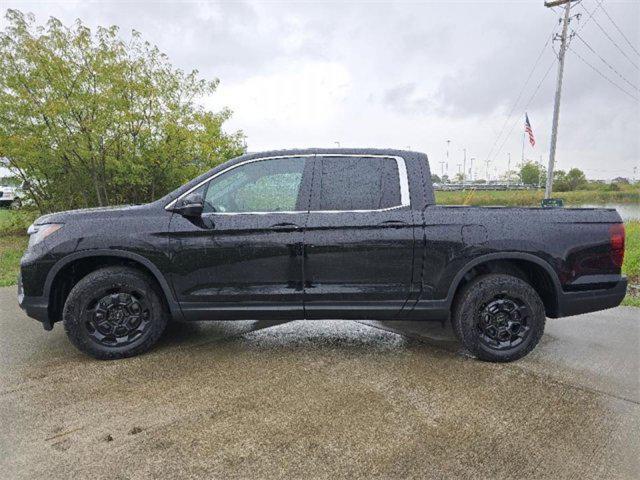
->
[63,266,168,359]
[452,273,545,362]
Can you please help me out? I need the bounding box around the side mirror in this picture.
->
[172,192,204,217]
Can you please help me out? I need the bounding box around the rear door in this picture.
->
[303,155,417,319]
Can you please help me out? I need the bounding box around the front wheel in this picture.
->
[452,274,546,362]
[63,266,168,359]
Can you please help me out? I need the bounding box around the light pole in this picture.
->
[462,149,467,184]
[469,158,475,182]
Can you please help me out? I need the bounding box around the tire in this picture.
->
[452,273,545,362]
[63,266,168,360]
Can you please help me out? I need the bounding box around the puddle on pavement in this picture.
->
[2,320,638,479]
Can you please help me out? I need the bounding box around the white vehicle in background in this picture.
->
[0,184,23,209]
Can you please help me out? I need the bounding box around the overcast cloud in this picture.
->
[2,0,639,179]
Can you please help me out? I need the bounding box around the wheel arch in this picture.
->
[45,250,181,324]
[446,253,562,317]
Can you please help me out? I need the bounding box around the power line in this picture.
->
[579,2,639,70]
[568,44,639,101]
[576,0,604,32]
[573,31,639,92]
[599,3,640,57]
[484,26,557,162]
[491,58,557,165]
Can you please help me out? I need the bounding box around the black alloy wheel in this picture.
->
[476,296,531,350]
[85,291,151,347]
[63,266,168,359]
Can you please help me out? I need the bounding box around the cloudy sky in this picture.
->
[2,0,639,180]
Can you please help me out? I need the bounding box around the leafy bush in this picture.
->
[0,209,39,236]
[0,10,245,213]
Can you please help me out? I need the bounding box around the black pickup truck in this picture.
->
[18,149,627,362]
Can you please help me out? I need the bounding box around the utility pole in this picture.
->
[446,140,451,174]
[462,149,467,184]
[439,161,446,178]
[485,159,491,181]
[507,153,512,186]
[544,0,577,199]
[469,158,475,182]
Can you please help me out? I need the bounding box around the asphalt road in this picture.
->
[1,286,638,479]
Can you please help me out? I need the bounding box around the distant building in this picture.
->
[612,177,630,184]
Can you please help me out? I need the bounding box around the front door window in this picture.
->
[202,157,306,213]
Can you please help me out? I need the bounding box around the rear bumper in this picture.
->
[556,277,628,317]
[17,274,52,330]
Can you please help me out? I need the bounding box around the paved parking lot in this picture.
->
[1,286,638,479]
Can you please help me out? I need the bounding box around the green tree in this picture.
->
[553,168,587,192]
[564,168,587,190]
[553,170,568,191]
[0,10,245,212]
[519,161,545,186]
[431,173,441,184]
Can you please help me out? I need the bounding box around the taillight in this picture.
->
[610,223,625,268]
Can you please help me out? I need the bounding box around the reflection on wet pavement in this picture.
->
[1,286,638,480]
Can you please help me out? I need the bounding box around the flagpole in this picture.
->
[521,122,526,163]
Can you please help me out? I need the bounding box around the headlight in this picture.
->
[27,223,63,247]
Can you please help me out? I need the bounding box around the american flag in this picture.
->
[525,114,536,147]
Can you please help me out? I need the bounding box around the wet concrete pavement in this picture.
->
[1,286,638,479]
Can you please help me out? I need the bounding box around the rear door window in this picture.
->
[317,156,402,211]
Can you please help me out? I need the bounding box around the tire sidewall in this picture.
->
[63,267,168,359]
[454,274,546,362]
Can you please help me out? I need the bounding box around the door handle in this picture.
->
[269,223,300,232]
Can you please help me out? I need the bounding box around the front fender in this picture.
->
[43,249,183,320]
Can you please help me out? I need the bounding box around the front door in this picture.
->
[303,155,417,319]
[168,156,313,320]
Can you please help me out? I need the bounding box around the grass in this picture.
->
[0,235,28,287]
[0,208,39,236]
[621,220,640,307]
[0,206,638,307]
[0,208,37,287]
[435,186,640,207]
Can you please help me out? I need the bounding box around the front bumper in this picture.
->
[556,277,628,317]
[17,273,52,330]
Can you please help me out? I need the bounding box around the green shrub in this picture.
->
[0,209,39,236]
